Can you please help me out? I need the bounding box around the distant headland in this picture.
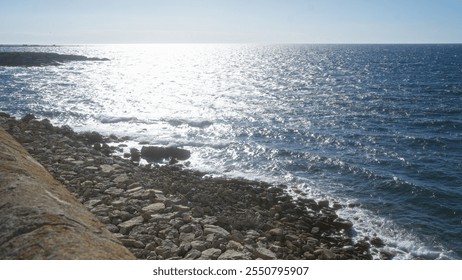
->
[0,52,109,67]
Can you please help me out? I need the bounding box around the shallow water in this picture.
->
[1,44,461,259]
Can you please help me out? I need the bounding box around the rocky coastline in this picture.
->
[0,112,382,260]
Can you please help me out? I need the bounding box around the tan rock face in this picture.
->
[0,128,135,259]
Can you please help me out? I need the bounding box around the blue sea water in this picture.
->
[1,44,461,259]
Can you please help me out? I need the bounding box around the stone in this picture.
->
[199,248,222,260]
[204,225,230,237]
[190,240,209,252]
[121,238,145,249]
[104,187,124,196]
[314,248,336,260]
[184,249,201,260]
[218,250,249,260]
[303,252,316,260]
[118,216,144,234]
[179,232,196,242]
[226,240,244,251]
[179,224,194,233]
[130,148,141,162]
[268,228,284,237]
[142,203,165,214]
[255,247,277,260]
[113,174,129,183]
[141,146,191,161]
[370,237,385,248]
[100,164,115,173]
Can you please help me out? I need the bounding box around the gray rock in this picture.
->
[314,248,336,260]
[199,248,222,260]
[218,250,250,260]
[142,203,165,214]
[226,240,244,251]
[204,225,230,237]
[113,174,129,183]
[179,232,195,242]
[100,164,115,173]
[184,249,201,260]
[118,216,144,234]
[190,240,209,252]
[255,247,277,260]
[268,228,284,236]
[121,238,145,249]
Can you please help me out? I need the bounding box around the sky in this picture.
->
[0,0,461,44]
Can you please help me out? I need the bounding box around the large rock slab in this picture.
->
[0,128,134,259]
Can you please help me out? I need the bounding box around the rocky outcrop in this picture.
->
[0,127,135,259]
[0,52,109,67]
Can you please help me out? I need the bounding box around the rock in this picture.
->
[118,216,144,234]
[255,247,277,260]
[199,248,222,260]
[184,249,202,260]
[314,248,336,260]
[82,131,103,145]
[311,227,320,235]
[141,146,191,161]
[190,240,208,252]
[203,225,230,237]
[303,252,316,260]
[142,203,165,214]
[370,237,385,248]
[130,148,140,162]
[121,238,145,249]
[226,240,244,251]
[0,128,134,259]
[21,114,36,123]
[100,164,115,173]
[218,250,249,260]
[318,200,330,208]
[104,187,124,196]
[333,218,353,230]
[268,228,284,238]
[179,232,196,243]
[113,174,129,184]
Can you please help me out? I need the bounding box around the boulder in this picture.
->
[141,146,191,161]
[0,128,134,259]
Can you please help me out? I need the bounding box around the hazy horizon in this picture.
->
[1,0,461,45]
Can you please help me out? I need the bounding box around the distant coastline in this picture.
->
[0,51,109,67]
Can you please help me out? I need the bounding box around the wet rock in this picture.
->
[370,237,385,248]
[130,148,140,162]
[141,146,191,161]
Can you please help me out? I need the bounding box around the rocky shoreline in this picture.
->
[0,112,382,260]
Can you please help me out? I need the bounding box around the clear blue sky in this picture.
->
[1,0,461,44]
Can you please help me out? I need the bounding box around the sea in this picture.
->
[1,44,461,259]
